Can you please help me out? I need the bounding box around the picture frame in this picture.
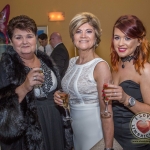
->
[37,25,48,47]
[0,32,9,59]
[37,25,48,36]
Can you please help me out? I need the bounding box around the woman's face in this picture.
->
[73,23,96,51]
[113,28,140,58]
[11,28,37,58]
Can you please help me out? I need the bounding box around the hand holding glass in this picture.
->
[34,68,46,98]
[58,90,71,120]
[101,79,113,118]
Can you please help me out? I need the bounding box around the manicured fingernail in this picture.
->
[103,84,108,88]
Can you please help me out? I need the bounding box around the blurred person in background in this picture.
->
[50,32,69,79]
[38,33,53,56]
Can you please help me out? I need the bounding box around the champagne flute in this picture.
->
[34,68,46,98]
[101,79,113,118]
[58,89,71,120]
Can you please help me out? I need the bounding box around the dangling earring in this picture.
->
[73,41,77,57]
[74,46,77,57]
[94,41,98,51]
[35,44,37,55]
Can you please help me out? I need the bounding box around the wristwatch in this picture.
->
[127,97,136,108]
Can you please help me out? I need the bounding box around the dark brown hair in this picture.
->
[8,15,37,40]
[110,15,150,74]
[38,33,48,40]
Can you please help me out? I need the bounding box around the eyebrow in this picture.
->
[14,33,34,36]
[77,28,93,30]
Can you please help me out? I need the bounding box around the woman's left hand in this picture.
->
[102,84,128,104]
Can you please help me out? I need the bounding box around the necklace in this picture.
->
[121,55,135,68]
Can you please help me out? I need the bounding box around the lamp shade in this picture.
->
[48,12,65,21]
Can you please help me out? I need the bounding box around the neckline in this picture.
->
[75,57,101,66]
[119,80,139,86]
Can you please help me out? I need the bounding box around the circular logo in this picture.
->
[130,112,150,139]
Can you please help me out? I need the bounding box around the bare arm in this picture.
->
[94,61,114,148]
[106,64,150,114]
[127,65,150,113]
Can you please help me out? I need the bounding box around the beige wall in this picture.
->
[1,0,150,64]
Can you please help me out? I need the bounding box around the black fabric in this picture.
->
[44,46,46,53]
[113,80,150,150]
[0,62,10,88]
[50,43,69,79]
[0,45,64,150]
[0,137,25,150]
[35,90,64,150]
[60,109,73,150]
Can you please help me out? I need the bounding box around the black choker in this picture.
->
[121,56,135,68]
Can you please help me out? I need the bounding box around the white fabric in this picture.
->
[50,70,57,91]
[34,61,57,97]
[38,44,53,56]
[34,71,57,97]
[61,57,108,150]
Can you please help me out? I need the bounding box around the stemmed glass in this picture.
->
[34,68,47,98]
[58,89,71,120]
[101,79,113,118]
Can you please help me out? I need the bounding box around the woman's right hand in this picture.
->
[102,83,129,104]
[23,68,45,92]
[54,91,63,106]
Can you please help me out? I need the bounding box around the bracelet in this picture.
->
[104,148,114,150]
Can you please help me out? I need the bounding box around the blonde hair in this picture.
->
[69,12,102,48]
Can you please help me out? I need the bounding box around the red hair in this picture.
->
[110,15,150,74]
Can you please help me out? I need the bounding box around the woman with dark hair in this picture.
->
[103,15,150,150]
[0,15,64,150]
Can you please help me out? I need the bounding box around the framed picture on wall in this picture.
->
[0,32,9,59]
[37,25,48,36]
[37,25,48,47]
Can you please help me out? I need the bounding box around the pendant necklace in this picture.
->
[121,55,135,68]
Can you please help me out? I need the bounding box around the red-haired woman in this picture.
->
[103,15,150,150]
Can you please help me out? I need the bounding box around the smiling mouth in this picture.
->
[22,46,30,48]
[118,48,126,52]
[79,40,88,42]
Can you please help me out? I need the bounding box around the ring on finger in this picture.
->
[33,76,37,81]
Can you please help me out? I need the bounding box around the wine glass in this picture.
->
[101,79,113,118]
[58,89,71,120]
[34,68,47,98]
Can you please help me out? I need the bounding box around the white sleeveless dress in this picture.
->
[61,57,107,150]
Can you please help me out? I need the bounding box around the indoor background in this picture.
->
[1,0,150,65]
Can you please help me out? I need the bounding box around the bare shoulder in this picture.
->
[139,63,150,85]
[94,60,111,81]
[94,60,110,71]
[141,62,150,77]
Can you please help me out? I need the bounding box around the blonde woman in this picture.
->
[54,12,114,150]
